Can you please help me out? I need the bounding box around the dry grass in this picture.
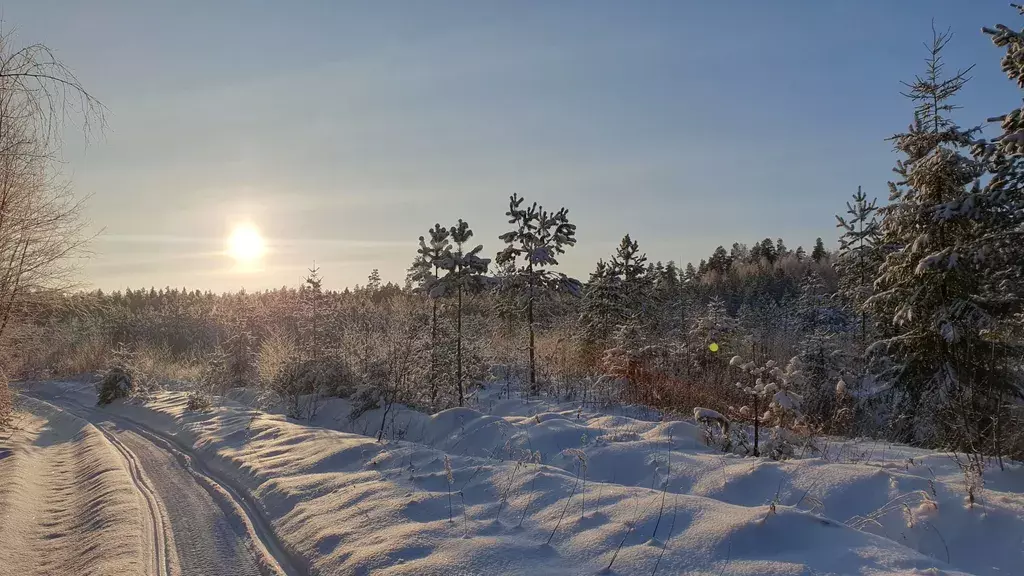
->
[0,380,12,429]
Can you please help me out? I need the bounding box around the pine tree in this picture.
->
[579,259,619,344]
[408,224,451,409]
[219,327,257,391]
[682,263,699,285]
[738,295,783,363]
[757,238,778,266]
[835,186,882,353]
[730,242,749,263]
[795,270,848,423]
[302,263,323,363]
[600,311,668,405]
[496,194,580,395]
[652,261,682,337]
[867,26,1000,445]
[811,238,827,263]
[979,14,1024,313]
[706,246,732,277]
[435,219,491,406]
[689,296,739,367]
[581,235,658,348]
[367,269,382,291]
[967,10,1024,461]
[608,234,653,319]
[299,263,325,417]
[730,356,805,458]
[610,233,650,286]
[775,238,790,259]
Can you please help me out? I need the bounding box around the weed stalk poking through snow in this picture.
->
[650,433,672,540]
[444,455,454,523]
[604,492,644,573]
[546,456,583,545]
[651,494,679,576]
[459,490,469,537]
[577,436,589,519]
[495,460,522,522]
[518,451,542,528]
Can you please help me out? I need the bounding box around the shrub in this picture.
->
[271,356,357,419]
[256,330,296,391]
[96,345,149,405]
[185,389,212,412]
[96,366,133,405]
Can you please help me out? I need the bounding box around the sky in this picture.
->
[1,0,1021,292]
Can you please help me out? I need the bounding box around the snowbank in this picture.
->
[227,385,1024,574]
[0,396,149,576]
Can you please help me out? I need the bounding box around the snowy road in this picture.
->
[15,392,302,576]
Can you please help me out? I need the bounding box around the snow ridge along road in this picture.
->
[0,397,150,576]
[24,393,305,576]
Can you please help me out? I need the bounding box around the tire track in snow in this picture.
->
[93,421,172,576]
[32,394,305,576]
[106,416,301,576]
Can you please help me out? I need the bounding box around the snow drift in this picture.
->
[20,380,1024,575]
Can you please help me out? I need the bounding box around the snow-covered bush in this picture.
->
[694,407,731,451]
[272,357,357,419]
[727,355,806,458]
[96,345,150,405]
[185,389,212,412]
[96,367,133,405]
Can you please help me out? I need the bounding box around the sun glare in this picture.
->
[227,224,266,264]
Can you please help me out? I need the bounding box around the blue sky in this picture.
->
[3,1,1020,291]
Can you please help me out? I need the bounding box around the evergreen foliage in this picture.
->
[496,194,580,394]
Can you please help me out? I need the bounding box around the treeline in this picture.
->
[24,222,839,423]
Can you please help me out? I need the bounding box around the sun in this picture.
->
[227,224,266,264]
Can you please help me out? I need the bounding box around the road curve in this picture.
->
[25,394,305,576]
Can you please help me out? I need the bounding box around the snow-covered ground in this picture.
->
[8,380,1021,575]
[2,388,302,576]
[0,396,149,576]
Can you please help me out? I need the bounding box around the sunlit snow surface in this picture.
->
[9,380,1023,575]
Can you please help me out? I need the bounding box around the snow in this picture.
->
[9,380,1024,575]
[772,390,801,411]
[693,407,727,423]
[0,396,149,576]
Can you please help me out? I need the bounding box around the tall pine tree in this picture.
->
[407,224,451,409]
[868,27,993,445]
[496,194,580,395]
[435,219,491,406]
[835,186,882,353]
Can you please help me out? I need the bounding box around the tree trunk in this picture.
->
[528,282,536,396]
[430,299,438,409]
[457,285,463,407]
[753,394,760,457]
[526,260,537,397]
